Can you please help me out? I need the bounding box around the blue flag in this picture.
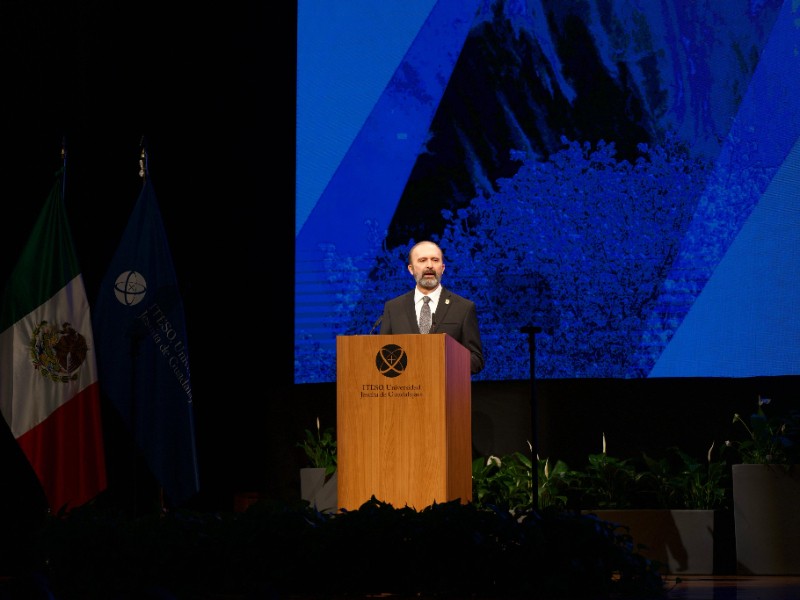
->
[93,177,199,506]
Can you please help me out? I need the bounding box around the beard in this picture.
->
[416,272,440,290]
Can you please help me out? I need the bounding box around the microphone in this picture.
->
[430,313,437,333]
[369,315,383,335]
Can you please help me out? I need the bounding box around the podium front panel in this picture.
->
[336,334,471,511]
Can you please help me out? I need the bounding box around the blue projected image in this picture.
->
[295,0,800,383]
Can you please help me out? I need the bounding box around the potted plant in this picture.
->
[571,434,731,575]
[640,443,730,510]
[638,442,733,575]
[471,448,573,513]
[725,395,800,575]
[567,433,644,510]
[297,417,338,513]
[471,452,533,513]
[470,436,733,574]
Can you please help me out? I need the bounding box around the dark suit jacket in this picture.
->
[379,287,484,374]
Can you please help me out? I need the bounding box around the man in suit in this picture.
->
[379,240,484,374]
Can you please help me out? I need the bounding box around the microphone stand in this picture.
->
[520,325,542,509]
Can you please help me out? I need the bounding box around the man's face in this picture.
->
[408,242,445,291]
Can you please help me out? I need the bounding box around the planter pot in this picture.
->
[588,509,726,574]
[732,463,800,575]
[300,467,338,513]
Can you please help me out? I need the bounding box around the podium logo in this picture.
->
[375,344,407,378]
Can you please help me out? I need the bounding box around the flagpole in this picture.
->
[128,141,149,517]
[137,138,169,515]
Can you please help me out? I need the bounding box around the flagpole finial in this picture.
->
[139,139,148,180]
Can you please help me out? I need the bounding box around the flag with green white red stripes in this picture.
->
[0,169,107,513]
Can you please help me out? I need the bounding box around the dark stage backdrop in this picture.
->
[1,2,296,510]
[295,0,800,383]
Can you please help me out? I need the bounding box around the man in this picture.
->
[380,240,484,374]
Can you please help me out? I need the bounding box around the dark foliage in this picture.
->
[15,498,668,599]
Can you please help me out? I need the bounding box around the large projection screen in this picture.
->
[295,0,800,384]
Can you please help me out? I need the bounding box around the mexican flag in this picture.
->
[0,170,107,513]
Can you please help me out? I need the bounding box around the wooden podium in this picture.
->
[336,333,472,511]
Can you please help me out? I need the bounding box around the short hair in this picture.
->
[408,240,444,265]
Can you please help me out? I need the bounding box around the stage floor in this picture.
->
[664,575,800,599]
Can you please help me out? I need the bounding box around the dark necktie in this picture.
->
[419,296,432,333]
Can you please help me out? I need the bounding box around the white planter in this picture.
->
[732,463,800,575]
[588,509,718,574]
[300,467,338,513]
